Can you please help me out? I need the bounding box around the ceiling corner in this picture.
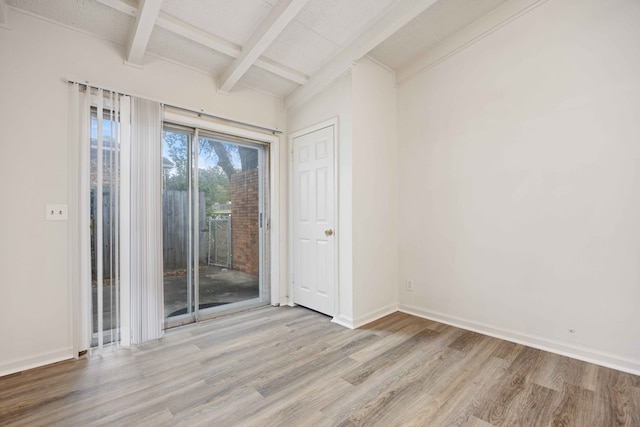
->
[284,0,439,110]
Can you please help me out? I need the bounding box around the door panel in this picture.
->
[163,127,268,327]
[292,125,336,316]
[162,128,194,325]
[197,135,262,316]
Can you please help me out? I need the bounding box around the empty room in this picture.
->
[1,0,639,425]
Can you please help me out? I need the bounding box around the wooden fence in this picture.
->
[162,190,207,271]
[92,189,231,275]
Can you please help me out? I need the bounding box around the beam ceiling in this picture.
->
[218,0,309,93]
[97,0,309,85]
[284,0,440,110]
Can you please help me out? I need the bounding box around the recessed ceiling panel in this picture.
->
[370,0,509,71]
[295,0,396,46]
[7,0,133,45]
[238,66,300,98]
[146,26,233,75]
[262,19,340,76]
[160,0,273,46]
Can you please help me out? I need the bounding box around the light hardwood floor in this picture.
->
[1,306,639,426]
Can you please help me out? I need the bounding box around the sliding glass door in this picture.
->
[162,126,268,327]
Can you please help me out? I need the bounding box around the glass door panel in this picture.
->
[163,126,268,327]
[162,128,194,326]
[196,135,262,317]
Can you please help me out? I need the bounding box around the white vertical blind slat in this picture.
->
[130,98,164,344]
[96,90,104,350]
[80,88,91,351]
[120,96,131,347]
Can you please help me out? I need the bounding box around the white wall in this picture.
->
[0,10,285,376]
[397,0,640,373]
[351,58,398,324]
[288,58,398,327]
[288,72,355,323]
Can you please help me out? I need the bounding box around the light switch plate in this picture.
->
[46,204,68,221]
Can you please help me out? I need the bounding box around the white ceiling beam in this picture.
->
[95,0,137,16]
[156,12,240,58]
[96,0,309,85]
[284,0,439,110]
[218,0,310,93]
[0,0,9,30]
[125,0,163,66]
[157,13,307,84]
[254,57,308,85]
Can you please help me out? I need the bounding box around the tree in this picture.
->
[162,130,260,214]
[163,131,231,213]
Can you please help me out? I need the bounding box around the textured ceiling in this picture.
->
[5,0,513,99]
[6,0,134,45]
[160,0,276,46]
[370,0,509,71]
[146,25,233,74]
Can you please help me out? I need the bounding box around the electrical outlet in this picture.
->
[406,280,415,292]
[46,204,68,221]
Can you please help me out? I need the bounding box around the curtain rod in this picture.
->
[66,78,283,135]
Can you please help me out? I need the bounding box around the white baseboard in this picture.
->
[332,314,355,329]
[399,304,640,376]
[0,347,73,378]
[277,296,290,306]
[332,304,399,329]
[353,304,399,329]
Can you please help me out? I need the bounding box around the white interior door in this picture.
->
[292,124,336,316]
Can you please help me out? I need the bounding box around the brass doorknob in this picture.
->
[325,229,334,236]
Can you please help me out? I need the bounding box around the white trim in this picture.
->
[351,304,399,329]
[331,314,355,329]
[269,134,281,306]
[284,0,439,110]
[163,111,279,144]
[396,0,550,84]
[0,348,72,378]
[278,296,290,306]
[399,304,640,376]
[289,118,340,317]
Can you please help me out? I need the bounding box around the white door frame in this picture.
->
[154,111,282,310]
[288,117,339,316]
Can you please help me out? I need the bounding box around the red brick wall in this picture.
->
[231,169,259,276]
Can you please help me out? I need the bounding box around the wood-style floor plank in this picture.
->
[1,306,638,426]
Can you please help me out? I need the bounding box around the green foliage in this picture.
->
[163,130,232,215]
[199,167,231,217]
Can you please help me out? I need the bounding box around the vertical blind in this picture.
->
[69,83,164,353]
[130,98,164,344]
